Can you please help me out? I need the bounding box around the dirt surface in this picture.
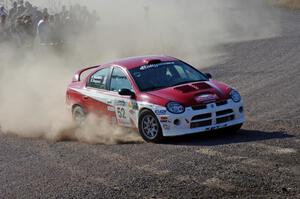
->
[0,9,300,199]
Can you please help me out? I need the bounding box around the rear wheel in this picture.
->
[72,105,86,126]
[138,110,164,143]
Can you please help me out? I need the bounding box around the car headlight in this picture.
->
[166,102,185,114]
[230,90,241,103]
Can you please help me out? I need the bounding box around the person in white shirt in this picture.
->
[37,15,50,44]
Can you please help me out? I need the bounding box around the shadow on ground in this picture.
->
[1,127,294,146]
[164,129,294,146]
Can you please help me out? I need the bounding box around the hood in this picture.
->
[144,80,232,107]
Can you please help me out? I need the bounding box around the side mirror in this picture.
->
[205,73,212,79]
[119,88,135,97]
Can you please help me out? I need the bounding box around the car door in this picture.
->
[84,67,112,117]
[108,66,138,128]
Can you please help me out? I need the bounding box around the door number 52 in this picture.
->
[117,107,126,119]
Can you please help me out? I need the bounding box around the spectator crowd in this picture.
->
[0,0,99,47]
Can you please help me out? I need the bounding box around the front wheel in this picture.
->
[138,110,164,143]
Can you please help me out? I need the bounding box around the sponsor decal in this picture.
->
[195,94,217,103]
[117,107,127,119]
[155,110,167,115]
[128,101,133,108]
[139,62,174,71]
[205,124,228,131]
[129,110,136,115]
[115,106,132,126]
[128,101,139,110]
[160,116,171,123]
[107,106,115,112]
[163,124,171,130]
[133,103,139,110]
[140,103,153,108]
[115,100,126,107]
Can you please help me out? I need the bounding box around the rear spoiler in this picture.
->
[72,65,100,82]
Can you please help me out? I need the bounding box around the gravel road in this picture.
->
[0,9,299,199]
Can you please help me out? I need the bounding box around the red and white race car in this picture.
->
[66,55,245,142]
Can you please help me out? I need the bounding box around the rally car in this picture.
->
[66,55,245,142]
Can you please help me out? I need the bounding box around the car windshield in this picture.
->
[129,61,208,92]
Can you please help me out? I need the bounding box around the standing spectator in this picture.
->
[52,13,62,43]
[23,1,33,16]
[61,5,68,20]
[8,1,18,22]
[49,15,55,43]
[90,10,100,26]
[14,16,25,46]
[2,2,99,46]
[0,6,7,17]
[0,14,6,30]
[17,0,26,16]
[0,14,6,25]
[37,15,50,44]
[42,8,49,18]
[0,14,5,26]
[0,15,10,42]
[32,6,42,27]
[23,15,35,47]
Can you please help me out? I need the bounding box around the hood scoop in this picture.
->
[174,85,197,93]
[174,82,212,93]
[192,82,212,90]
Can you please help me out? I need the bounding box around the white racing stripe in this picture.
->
[70,88,245,137]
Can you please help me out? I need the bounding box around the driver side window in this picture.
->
[110,67,133,92]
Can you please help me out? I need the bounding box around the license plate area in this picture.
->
[205,124,228,131]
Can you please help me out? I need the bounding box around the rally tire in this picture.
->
[72,105,86,126]
[138,110,164,143]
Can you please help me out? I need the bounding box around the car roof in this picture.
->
[101,55,178,70]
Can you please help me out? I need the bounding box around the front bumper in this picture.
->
[158,99,245,137]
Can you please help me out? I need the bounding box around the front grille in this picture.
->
[216,100,228,106]
[191,120,212,128]
[217,115,235,124]
[192,104,207,110]
[216,109,233,116]
[191,113,212,121]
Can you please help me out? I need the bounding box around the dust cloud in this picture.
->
[0,0,281,144]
